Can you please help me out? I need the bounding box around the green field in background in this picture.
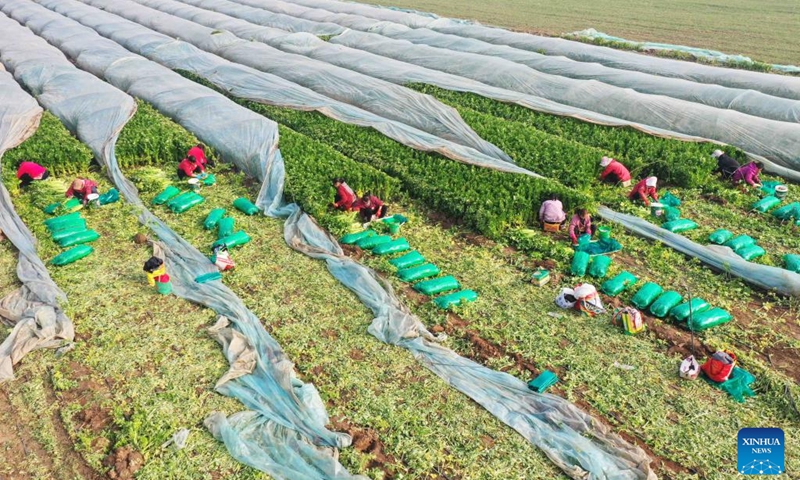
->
[356,0,800,65]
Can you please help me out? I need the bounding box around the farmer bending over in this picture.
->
[629,176,659,206]
[66,178,98,205]
[711,150,739,178]
[177,155,203,180]
[599,156,631,187]
[187,144,213,170]
[332,177,356,211]
[539,193,566,232]
[732,161,763,188]
[353,193,387,222]
[568,208,593,246]
[17,161,50,188]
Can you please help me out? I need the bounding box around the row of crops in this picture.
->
[1,0,799,478]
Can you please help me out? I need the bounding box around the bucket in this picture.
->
[156,280,173,295]
[388,223,401,235]
[775,185,788,199]
[597,226,611,240]
[650,203,664,217]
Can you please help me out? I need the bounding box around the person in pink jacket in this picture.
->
[538,193,566,231]
[568,208,593,245]
[731,161,763,188]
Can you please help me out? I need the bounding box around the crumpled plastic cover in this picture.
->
[598,206,800,296]
[285,0,800,100]
[35,0,535,177]
[187,0,800,175]
[6,2,660,478]
[220,0,800,124]
[0,6,362,478]
[568,28,800,74]
[0,64,74,383]
[78,0,514,168]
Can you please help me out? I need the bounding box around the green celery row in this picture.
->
[116,100,205,169]
[3,112,94,178]
[278,126,401,225]
[411,84,745,189]
[176,71,594,240]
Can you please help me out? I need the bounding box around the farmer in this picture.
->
[331,177,356,211]
[538,193,566,232]
[711,149,740,178]
[568,208,593,246]
[353,193,388,222]
[628,176,659,206]
[16,161,50,188]
[599,156,631,187]
[177,154,203,180]
[143,256,172,295]
[65,178,98,205]
[187,144,212,170]
[731,161,763,188]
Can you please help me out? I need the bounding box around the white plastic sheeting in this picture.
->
[597,207,800,297]
[74,0,513,166]
[0,6,363,478]
[32,0,535,177]
[0,65,74,383]
[284,0,800,101]
[2,2,660,477]
[567,29,800,74]
[156,0,800,173]
[224,0,800,124]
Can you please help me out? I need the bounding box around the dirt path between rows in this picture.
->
[0,372,102,480]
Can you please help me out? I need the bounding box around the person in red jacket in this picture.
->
[177,155,202,180]
[628,176,659,207]
[353,193,388,222]
[599,156,631,187]
[187,144,212,170]
[16,161,50,188]
[332,177,356,210]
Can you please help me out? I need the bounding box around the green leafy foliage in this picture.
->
[178,72,593,241]
[3,112,93,178]
[116,100,207,169]
[411,84,746,188]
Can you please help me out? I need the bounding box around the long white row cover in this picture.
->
[0,5,364,478]
[284,0,800,100]
[140,0,800,174]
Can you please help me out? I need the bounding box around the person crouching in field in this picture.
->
[599,156,631,187]
[331,177,356,211]
[732,161,763,189]
[711,149,740,178]
[187,144,213,170]
[568,208,593,246]
[65,178,98,205]
[177,154,203,180]
[628,176,659,206]
[539,193,566,232]
[353,193,387,222]
[17,161,50,188]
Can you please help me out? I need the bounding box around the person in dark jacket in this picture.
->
[16,161,50,188]
[712,150,740,178]
[353,193,387,222]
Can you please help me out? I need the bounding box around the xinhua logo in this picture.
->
[738,428,785,475]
